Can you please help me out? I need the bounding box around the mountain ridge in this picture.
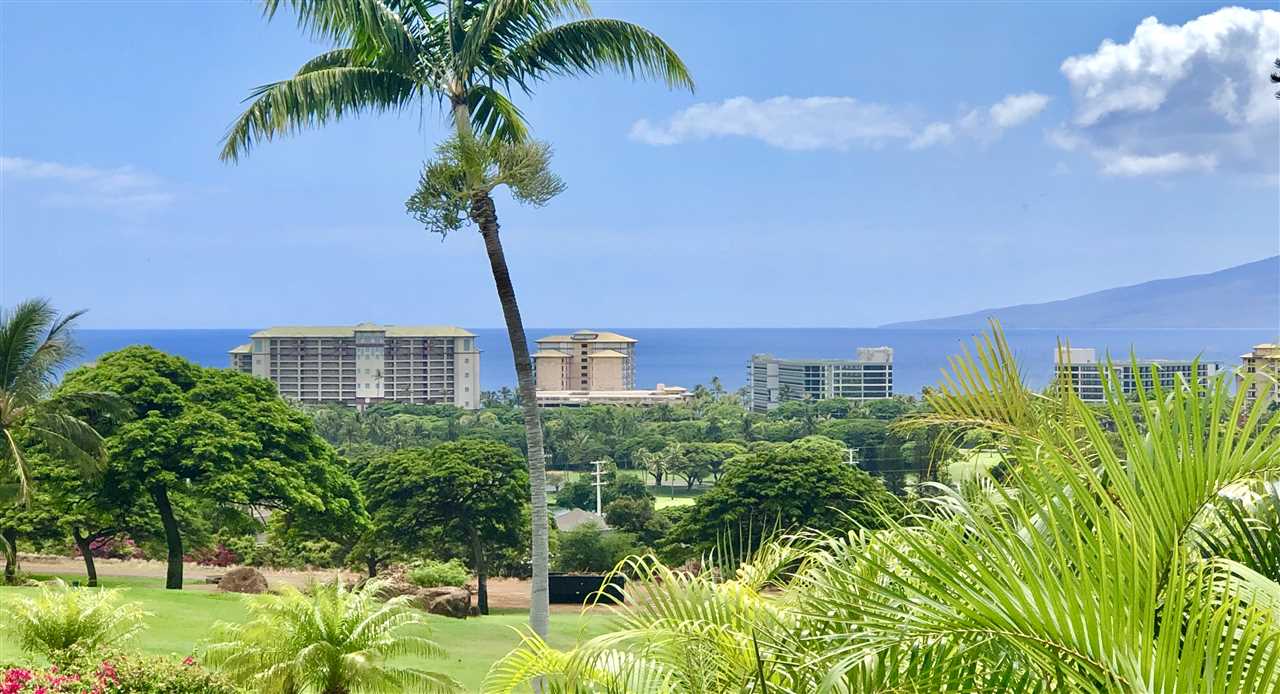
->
[882,256,1280,330]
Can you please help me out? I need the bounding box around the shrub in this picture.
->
[72,536,145,561]
[1,651,242,693]
[555,526,642,573]
[189,544,239,567]
[407,559,470,588]
[3,580,147,661]
[202,580,459,692]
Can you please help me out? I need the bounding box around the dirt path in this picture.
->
[16,555,603,612]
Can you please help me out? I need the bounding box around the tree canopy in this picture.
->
[59,346,366,588]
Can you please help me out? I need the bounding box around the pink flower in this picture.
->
[181,656,195,667]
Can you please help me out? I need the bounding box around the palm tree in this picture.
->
[0,300,118,582]
[222,0,692,637]
[486,325,1280,692]
[203,579,460,693]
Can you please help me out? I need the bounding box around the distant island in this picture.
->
[883,256,1280,330]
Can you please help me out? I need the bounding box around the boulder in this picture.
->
[218,567,268,594]
[416,586,471,619]
[371,565,419,600]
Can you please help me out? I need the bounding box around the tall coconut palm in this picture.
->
[222,0,692,637]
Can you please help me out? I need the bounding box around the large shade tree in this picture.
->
[355,440,528,613]
[222,0,692,635]
[60,347,367,589]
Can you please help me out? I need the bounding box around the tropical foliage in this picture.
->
[202,579,459,694]
[3,579,147,661]
[486,326,1280,693]
[0,299,115,504]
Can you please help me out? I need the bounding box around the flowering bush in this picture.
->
[71,537,145,561]
[187,544,239,568]
[1,653,241,694]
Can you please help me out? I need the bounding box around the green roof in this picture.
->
[250,324,474,339]
[228,343,252,354]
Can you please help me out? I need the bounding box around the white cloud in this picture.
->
[1,155,175,211]
[631,92,1049,152]
[1054,7,1280,176]
[990,92,1051,128]
[909,122,954,150]
[1099,151,1217,177]
[629,96,914,151]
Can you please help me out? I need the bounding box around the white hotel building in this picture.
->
[1053,347,1218,403]
[229,323,480,409]
[748,348,894,413]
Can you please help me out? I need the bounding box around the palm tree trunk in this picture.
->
[150,484,184,590]
[470,189,550,638]
[1,527,18,584]
[470,525,489,616]
[72,528,99,587]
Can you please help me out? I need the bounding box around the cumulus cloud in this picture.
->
[1053,7,1280,176]
[1,155,175,211]
[631,92,1049,152]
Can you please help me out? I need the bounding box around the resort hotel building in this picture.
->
[1238,343,1280,408]
[1053,347,1218,403]
[532,329,689,407]
[229,323,480,409]
[748,348,894,413]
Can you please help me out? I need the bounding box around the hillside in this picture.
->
[883,256,1280,330]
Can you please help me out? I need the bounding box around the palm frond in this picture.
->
[220,67,421,161]
[500,18,694,92]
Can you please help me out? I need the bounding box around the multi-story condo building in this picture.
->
[533,330,637,392]
[1053,347,1218,403]
[229,323,480,409]
[1238,343,1280,408]
[748,347,894,413]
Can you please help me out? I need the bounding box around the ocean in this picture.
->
[71,327,1275,396]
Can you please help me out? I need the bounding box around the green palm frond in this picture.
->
[220,67,420,161]
[499,18,693,92]
[264,0,418,63]
[3,579,150,660]
[468,84,529,142]
[202,578,460,693]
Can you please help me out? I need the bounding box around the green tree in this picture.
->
[204,579,459,693]
[60,347,365,589]
[355,441,528,614]
[224,0,691,639]
[0,299,115,503]
[671,436,897,554]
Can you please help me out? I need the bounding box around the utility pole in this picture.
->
[591,460,607,516]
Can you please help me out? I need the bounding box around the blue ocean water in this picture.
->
[72,327,1275,396]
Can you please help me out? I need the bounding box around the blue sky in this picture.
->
[1,1,1276,328]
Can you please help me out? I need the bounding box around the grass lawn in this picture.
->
[0,575,612,692]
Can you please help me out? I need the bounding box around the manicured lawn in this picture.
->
[0,575,612,692]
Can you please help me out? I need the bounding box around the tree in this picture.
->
[355,441,528,614]
[59,347,366,589]
[671,436,897,554]
[224,0,691,639]
[203,580,460,693]
[682,442,744,483]
[0,299,115,503]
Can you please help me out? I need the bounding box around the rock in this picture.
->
[416,586,471,619]
[218,567,268,594]
[371,565,419,600]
